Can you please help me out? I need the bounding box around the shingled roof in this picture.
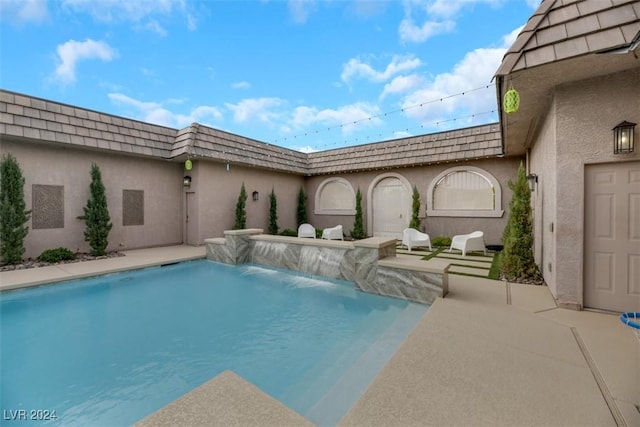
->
[496,0,640,76]
[307,123,501,175]
[495,0,640,155]
[1,89,504,175]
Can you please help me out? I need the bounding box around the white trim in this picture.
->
[314,177,356,215]
[426,166,504,218]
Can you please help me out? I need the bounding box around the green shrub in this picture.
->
[500,162,542,282]
[82,163,112,256]
[268,189,278,235]
[315,228,323,239]
[431,236,452,247]
[38,247,76,263]
[279,228,297,237]
[234,183,248,229]
[0,153,31,264]
[409,185,421,230]
[351,188,366,239]
[296,187,307,227]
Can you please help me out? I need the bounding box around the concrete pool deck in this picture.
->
[1,245,638,426]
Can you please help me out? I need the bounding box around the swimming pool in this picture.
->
[1,260,427,426]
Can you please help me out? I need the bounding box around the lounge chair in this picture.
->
[449,231,486,256]
[402,228,432,251]
[321,225,343,240]
[297,223,316,238]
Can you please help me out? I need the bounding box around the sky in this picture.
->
[0,0,540,152]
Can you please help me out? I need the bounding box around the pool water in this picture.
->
[1,260,427,426]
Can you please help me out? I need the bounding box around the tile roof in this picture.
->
[0,89,503,176]
[496,0,640,76]
[307,123,502,175]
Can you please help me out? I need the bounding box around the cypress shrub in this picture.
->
[296,187,307,227]
[351,187,366,239]
[82,163,112,256]
[500,162,542,282]
[0,153,31,264]
[234,182,248,229]
[268,188,278,235]
[409,185,421,230]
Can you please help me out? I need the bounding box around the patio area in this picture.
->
[1,245,638,426]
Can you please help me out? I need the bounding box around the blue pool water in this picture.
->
[1,260,427,426]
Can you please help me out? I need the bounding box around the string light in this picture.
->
[271,84,495,146]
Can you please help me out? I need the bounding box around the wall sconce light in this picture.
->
[252,191,259,201]
[183,176,192,187]
[613,121,636,154]
[526,173,538,192]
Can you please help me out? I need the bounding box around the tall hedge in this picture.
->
[234,182,248,229]
[268,188,278,235]
[296,187,307,227]
[0,154,31,264]
[500,162,541,282]
[83,163,113,256]
[351,187,366,239]
[409,185,421,230]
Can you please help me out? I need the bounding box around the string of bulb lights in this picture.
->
[269,83,497,149]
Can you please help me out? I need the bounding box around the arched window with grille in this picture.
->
[314,177,356,215]
[426,166,504,217]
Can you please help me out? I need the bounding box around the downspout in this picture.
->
[494,74,507,157]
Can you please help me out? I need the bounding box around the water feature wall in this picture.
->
[205,229,448,305]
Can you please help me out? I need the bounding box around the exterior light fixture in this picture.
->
[252,191,259,201]
[526,173,538,192]
[183,176,192,187]
[613,121,636,154]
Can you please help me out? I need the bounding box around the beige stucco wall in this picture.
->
[537,67,640,308]
[1,140,184,259]
[306,157,522,244]
[529,98,558,296]
[188,160,305,243]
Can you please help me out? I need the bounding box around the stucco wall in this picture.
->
[551,67,640,308]
[189,160,305,243]
[529,98,558,296]
[306,157,522,244]
[1,140,184,259]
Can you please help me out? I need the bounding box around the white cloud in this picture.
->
[54,39,117,84]
[291,102,382,134]
[398,18,454,43]
[398,0,507,43]
[0,0,49,24]
[526,0,542,9]
[399,27,520,126]
[62,0,179,22]
[225,98,287,124]
[142,19,167,37]
[108,93,223,128]
[296,145,320,153]
[186,13,197,30]
[341,55,422,83]
[231,81,251,90]
[380,74,424,99]
[288,0,316,24]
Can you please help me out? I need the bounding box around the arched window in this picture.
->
[314,177,356,215]
[427,166,504,217]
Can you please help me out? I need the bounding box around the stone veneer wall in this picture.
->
[205,229,448,305]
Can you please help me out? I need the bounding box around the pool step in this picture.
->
[305,302,427,426]
[281,304,402,415]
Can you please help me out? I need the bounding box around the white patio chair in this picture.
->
[402,228,432,251]
[449,231,486,256]
[297,223,316,238]
[321,225,343,240]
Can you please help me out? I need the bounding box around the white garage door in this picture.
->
[584,161,640,312]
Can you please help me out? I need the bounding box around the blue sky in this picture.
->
[0,0,539,152]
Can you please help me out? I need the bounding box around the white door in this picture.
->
[372,177,410,239]
[584,161,640,312]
